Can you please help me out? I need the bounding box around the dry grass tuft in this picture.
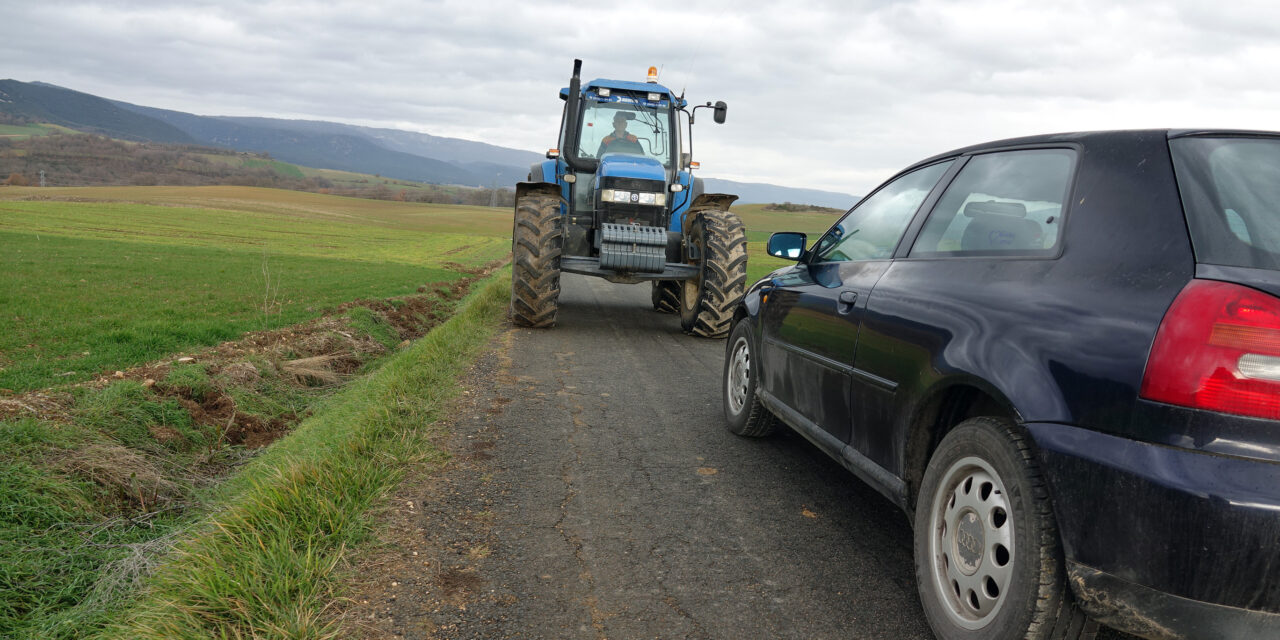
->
[281,355,347,386]
[57,443,181,508]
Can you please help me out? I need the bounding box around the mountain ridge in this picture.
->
[0,79,857,206]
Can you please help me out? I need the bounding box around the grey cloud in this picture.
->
[5,0,1280,194]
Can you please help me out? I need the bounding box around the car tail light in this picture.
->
[1141,279,1280,419]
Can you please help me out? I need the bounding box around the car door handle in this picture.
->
[838,290,858,314]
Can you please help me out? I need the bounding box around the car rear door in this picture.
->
[759,160,954,442]
[851,148,1079,473]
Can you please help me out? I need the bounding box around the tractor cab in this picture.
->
[556,77,683,232]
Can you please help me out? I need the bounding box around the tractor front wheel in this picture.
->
[679,209,747,338]
[651,281,680,314]
[510,190,562,328]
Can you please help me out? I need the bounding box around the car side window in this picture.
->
[909,149,1076,258]
[811,160,953,263]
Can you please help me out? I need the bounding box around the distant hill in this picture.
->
[0,79,858,204]
[111,102,486,186]
[703,178,857,210]
[0,80,194,144]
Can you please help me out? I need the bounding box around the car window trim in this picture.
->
[890,156,967,259]
[896,143,1084,262]
[806,157,961,266]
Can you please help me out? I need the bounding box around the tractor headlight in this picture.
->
[600,189,665,206]
[602,189,630,203]
[637,192,668,206]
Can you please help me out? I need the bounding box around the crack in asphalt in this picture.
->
[551,372,609,639]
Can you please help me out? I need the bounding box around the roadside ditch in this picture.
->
[0,261,506,638]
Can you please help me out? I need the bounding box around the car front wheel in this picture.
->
[914,417,1096,640]
[722,319,777,437]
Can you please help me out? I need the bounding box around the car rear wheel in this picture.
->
[722,319,777,437]
[914,417,1096,640]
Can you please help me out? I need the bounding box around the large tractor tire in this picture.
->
[510,190,563,328]
[679,209,748,338]
[651,281,680,314]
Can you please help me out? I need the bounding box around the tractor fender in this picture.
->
[680,193,739,231]
[515,181,563,202]
[527,160,559,184]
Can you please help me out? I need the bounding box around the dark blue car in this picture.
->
[722,130,1280,640]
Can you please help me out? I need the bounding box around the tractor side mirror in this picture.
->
[713,101,727,124]
[767,232,807,260]
[681,152,691,169]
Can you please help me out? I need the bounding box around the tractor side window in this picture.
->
[812,161,953,263]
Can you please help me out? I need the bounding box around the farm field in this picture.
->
[0,186,837,392]
[0,123,72,139]
[0,186,510,392]
[0,185,512,637]
[733,202,843,281]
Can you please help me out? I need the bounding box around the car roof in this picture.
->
[902,128,1280,173]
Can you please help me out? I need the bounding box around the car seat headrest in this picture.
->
[963,200,1027,218]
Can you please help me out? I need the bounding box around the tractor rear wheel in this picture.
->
[679,209,747,338]
[651,281,680,314]
[510,191,562,328]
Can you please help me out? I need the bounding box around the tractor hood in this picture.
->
[595,153,667,183]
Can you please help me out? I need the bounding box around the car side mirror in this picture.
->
[713,101,727,124]
[767,232,806,260]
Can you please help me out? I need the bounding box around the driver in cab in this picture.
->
[597,111,642,156]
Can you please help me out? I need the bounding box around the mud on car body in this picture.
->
[723,129,1280,639]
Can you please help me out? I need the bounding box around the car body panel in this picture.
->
[1029,421,1280,612]
[734,128,1280,635]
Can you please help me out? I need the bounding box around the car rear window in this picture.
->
[1170,136,1280,270]
[908,149,1075,258]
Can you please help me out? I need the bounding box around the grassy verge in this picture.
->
[103,271,510,639]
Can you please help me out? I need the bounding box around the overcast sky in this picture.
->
[5,0,1280,195]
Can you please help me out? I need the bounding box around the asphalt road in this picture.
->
[364,273,1133,639]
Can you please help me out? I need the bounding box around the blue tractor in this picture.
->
[511,59,747,337]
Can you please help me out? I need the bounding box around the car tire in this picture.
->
[651,280,680,314]
[680,209,747,338]
[914,417,1097,640]
[722,319,777,437]
[510,190,562,328]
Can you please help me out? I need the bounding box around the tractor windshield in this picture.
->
[577,91,673,167]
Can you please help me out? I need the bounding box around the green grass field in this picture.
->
[0,123,70,139]
[0,187,510,392]
[733,203,842,282]
[0,185,512,637]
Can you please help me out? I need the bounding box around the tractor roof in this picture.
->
[560,78,687,108]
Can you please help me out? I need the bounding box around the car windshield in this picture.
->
[1171,136,1280,270]
[577,91,672,167]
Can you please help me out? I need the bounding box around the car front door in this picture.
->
[759,160,954,442]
